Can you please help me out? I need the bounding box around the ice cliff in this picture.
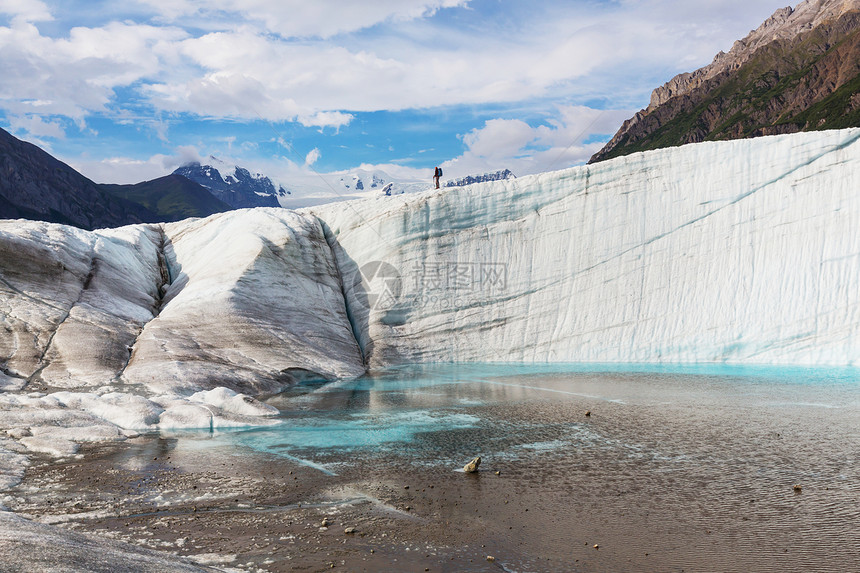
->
[2,128,860,401]
[0,209,363,398]
[311,128,860,368]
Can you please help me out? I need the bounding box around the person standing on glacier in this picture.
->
[433,166,443,189]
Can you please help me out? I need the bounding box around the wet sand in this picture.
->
[8,368,860,572]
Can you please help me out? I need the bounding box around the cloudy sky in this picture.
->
[0,0,789,186]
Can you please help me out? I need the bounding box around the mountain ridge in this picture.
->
[102,174,233,222]
[173,160,283,209]
[445,169,515,188]
[0,127,156,230]
[591,0,860,163]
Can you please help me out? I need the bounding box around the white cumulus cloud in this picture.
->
[7,114,65,139]
[304,147,320,166]
[1,0,786,135]
[0,20,187,120]
[69,145,202,184]
[445,106,634,178]
[135,0,470,38]
[0,0,52,22]
[2,0,791,182]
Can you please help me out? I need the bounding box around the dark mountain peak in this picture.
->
[0,126,155,229]
[231,166,252,180]
[174,162,226,186]
[172,162,280,209]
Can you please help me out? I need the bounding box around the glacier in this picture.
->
[1,127,859,571]
[0,126,857,465]
[312,128,860,368]
[0,209,363,396]
[1,128,859,402]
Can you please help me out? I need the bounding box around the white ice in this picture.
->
[0,128,858,467]
[122,209,364,395]
[0,209,364,397]
[309,128,860,367]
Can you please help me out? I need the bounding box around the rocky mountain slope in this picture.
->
[174,160,283,209]
[0,127,155,230]
[102,174,233,222]
[591,0,860,163]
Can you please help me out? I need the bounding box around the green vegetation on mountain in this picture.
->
[591,10,860,162]
[102,174,232,222]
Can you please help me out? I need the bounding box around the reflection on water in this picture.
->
[194,364,860,572]
[223,363,860,472]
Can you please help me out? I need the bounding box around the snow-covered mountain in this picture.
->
[445,169,515,187]
[277,167,429,208]
[171,161,516,210]
[278,167,521,207]
[170,160,451,209]
[173,157,284,209]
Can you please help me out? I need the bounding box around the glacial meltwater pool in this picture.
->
[202,363,860,571]
[224,363,860,474]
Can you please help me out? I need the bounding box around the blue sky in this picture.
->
[0,0,788,185]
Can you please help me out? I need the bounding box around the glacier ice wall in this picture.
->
[122,209,364,394]
[310,128,860,367]
[0,210,363,395]
[1,128,859,397]
[0,222,163,388]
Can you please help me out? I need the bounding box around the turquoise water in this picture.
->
[220,364,860,474]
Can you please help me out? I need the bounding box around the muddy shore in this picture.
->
[5,370,860,572]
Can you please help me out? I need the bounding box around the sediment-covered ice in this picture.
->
[0,209,364,397]
[0,440,28,491]
[0,510,213,572]
[0,386,279,520]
